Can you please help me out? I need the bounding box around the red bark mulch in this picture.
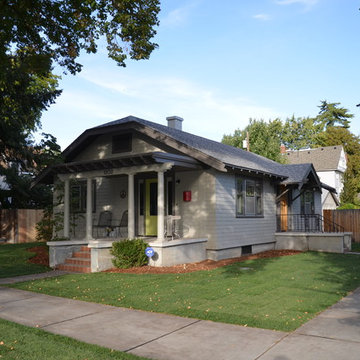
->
[27,245,49,266]
[105,249,302,274]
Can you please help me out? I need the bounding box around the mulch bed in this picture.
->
[104,249,302,274]
[27,246,49,266]
[26,246,301,274]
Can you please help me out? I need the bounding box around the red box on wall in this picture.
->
[183,191,191,202]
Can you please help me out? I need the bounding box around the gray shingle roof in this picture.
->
[91,116,314,185]
[284,146,343,171]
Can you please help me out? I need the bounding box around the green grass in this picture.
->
[12,252,360,332]
[0,243,50,278]
[351,242,360,252]
[0,318,149,360]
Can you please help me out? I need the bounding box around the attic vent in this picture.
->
[112,133,132,154]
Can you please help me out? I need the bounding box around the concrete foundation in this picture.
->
[148,238,207,267]
[275,232,352,253]
[207,242,275,261]
[88,240,114,272]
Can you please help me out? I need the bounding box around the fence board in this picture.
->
[0,209,43,243]
[323,209,360,242]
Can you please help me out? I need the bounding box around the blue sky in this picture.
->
[38,0,360,150]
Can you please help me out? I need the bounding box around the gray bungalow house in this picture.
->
[36,116,349,272]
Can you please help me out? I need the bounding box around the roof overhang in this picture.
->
[224,164,287,181]
[33,152,203,186]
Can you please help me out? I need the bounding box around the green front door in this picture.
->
[145,179,157,236]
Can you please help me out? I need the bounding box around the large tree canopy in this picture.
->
[1,0,160,74]
[222,118,286,163]
[0,0,160,208]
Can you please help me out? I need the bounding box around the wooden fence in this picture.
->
[323,209,360,243]
[0,209,43,243]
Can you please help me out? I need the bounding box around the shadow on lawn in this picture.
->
[307,252,360,330]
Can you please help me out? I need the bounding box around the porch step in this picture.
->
[56,246,92,273]
[73,247,91,259]
[57,263,92,273]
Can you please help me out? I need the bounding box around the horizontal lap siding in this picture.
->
[214,173,276,249]
[175,170,217,246]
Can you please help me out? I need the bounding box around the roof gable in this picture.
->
[285,145,345,171]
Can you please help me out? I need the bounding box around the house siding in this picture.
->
[174,170,216,244]
[74,133,164,162]
[212,173,276,254]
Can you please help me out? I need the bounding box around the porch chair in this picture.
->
[93,211,112,238]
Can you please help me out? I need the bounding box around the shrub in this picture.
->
[111,238,148,269]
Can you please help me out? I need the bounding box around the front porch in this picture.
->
[275,214,352,253]
[48,237,208,272]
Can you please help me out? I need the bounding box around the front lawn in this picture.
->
[0,318,149,360]
[0,243,50,278]
[12,252,360,332]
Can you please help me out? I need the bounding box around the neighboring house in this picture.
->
[284,146,347,210]
[35,116,345,270]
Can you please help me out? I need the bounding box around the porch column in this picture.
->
[63,178,70,238]
[85,177,93,240]
[128,173,135,239]
[157,170,165,242]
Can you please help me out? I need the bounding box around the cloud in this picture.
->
[75,69,283,142]
[161,2,198,27]
[253,13,271,21]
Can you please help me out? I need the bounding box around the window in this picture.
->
[71,180,96,213]
[301,190,314,215]
[112,133,132,153]
[236,177,263,216]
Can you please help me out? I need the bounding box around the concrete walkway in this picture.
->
[1,283,360,360]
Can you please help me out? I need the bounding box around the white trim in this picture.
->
[57,163,174,181]
[85,177,93,240]
[128,173,135,238]
[63,178,70,238]
[157,171,165,242]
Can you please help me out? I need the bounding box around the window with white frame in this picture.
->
[236,177,263,217]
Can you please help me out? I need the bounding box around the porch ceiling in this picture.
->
[33,152,202,185]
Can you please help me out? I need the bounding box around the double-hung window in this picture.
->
[236,177,263,217]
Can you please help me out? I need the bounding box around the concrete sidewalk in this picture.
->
[1,286,360,360]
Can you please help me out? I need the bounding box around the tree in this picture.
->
[281,116,320,150]
[222,119,286,163]
[1,1,160,75]
[315,101,352,129]
[0,0,160,207]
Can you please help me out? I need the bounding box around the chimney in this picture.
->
[280,144,286,154]
[167,116,183,130]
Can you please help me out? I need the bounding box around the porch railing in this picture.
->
[276,214,344,233]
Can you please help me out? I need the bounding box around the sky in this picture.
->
[38,0,360,151]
